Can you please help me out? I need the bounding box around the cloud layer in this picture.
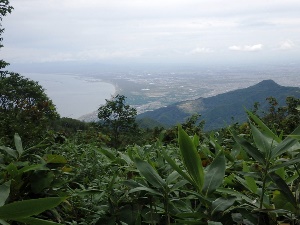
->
[2,0,300,66]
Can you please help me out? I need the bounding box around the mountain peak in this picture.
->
[255,79,280,88]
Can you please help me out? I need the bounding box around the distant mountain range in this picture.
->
[137,80,300,130]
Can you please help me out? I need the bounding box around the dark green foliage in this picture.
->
[98,94,139,148]
[0,72,59,147]
[0,0,13,70]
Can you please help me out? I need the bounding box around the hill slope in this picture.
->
[137,80,300,130]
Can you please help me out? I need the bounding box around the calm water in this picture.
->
[24,73,115,119]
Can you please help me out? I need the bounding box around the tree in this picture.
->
[0,72,59,146]
[0,0,13,70]
[98,94,138,148]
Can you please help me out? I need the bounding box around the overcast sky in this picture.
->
[2,0,300,69]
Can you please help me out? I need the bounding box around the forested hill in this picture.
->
[137,80,300,130]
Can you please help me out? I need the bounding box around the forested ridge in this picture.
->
[2,1,300,225]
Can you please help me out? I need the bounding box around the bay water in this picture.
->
[23,73,115,119]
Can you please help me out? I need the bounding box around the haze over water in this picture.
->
[24,73,115,119]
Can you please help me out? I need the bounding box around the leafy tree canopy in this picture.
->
[0,72,59,146]
[98,94,138,148]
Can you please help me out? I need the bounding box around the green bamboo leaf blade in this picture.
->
[202,150,226,196]
[14,217,63,225]
[269,155,300,172]
[246,110,280,142]
[161,148,196,187]
[271,137,299,159]
[98,148,116,161]
[18,164,48,173]
[0,146,18,159]
[0,181,10,207]
[128,187,163,196]
[250,122,276,158]
[0,219,9,225]
[134,158,166,189]
[231,131,265,164]
[208,222,223,225]
[178,126,204,192]
[243,162,258,194]
[269,172,297,208]
[14,133,24,158]
[0,197,66,219]
[216,188,260,208]
[211,197,236,215]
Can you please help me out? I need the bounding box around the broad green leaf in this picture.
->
[246,110,280,142]
[231,130,265,164]
[0,219,9,225]
[170,180,189,192]
[202,150,226,196]
[128,186,163,196]
[193,134,200,148]
[98,148,116,161]
[269,172,297,208]
[216,188,259,207]
[178,125,204,192]
[271,137,299,159]
[19,164,48,173]
[0,181,10,206]
[250,122,276,159]
[6,163,18,178]
[0,146,18,159]
[0,197,66,219]
[208,222,223,225]
[269,155,300,172]
[166,171,180,184]
[242,162,258,194]
[14,217,63,225]
[134,158,166,190]
[14,133,23,158]
[161,148,195,186]
[211,196,236,215]
[272,190,295,213]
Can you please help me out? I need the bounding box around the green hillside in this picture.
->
[138,80,300,130]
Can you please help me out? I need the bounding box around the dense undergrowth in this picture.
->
[1,106,300,225]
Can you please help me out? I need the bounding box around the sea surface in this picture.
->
[23,73,115,119]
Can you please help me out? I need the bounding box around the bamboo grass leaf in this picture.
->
[269,172,297,208]
[269,155,300,172]
[202,150,226,196]
[243,162,258,194]
[246,110,281,142]
[178,125,204,192]
[231,130,265,164]
[0,181,10,207]
[161,148,196,186]
[134,157,166,190]
[0,197,66,220]
[128,186,163,196]
[0,146,18,159]
[14,133,23,158]
[211,197,236,215]
[14,217,63,225]
[250,122,276,158]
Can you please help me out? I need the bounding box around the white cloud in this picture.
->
[228,44,263,52]
[279,40,295,50]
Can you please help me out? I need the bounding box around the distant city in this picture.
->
[92,65,300,115]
